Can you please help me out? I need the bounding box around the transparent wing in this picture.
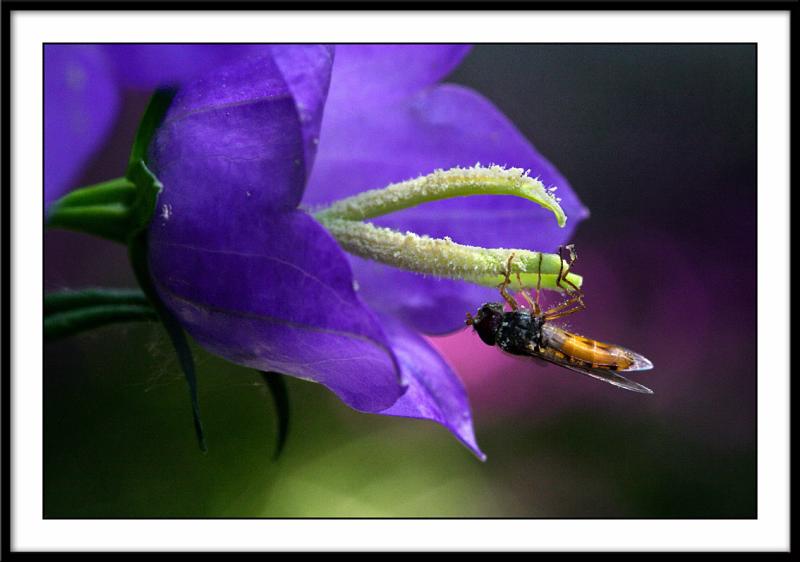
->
[608,343,654,372]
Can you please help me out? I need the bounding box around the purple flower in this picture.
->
[44,44,271,207]
[52,45,588,459]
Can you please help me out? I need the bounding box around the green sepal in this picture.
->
[259,371,291,460]
[121,88,177,237]
[121,87,176,239]
[129,232,207,453]
[124,90,208,452]
[127,87,177,169]
[126,160,164,235]
[46,177,139,244]
[47,176,137,208]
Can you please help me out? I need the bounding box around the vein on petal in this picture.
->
[152,275,401,376]
[162,92,295,127]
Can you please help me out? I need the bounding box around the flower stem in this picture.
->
[44,304,158,340]
[44,288,150,314]
[43,288,157,340]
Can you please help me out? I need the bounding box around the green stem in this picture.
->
[44,288,150,314]
[44,304,158,340]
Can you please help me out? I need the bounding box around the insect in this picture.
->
[465,246,654,394]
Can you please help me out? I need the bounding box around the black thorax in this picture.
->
[495,309,545,355]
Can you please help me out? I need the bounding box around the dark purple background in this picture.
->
[444,44,756,430]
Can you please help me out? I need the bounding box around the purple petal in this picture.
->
[100,44,273,90]
[270,45,335,177]
[149,49,333,215]
[325,45,471,107]
[44,45,119,207]
[351,257,498,335]
[377,314,485,460]
[148,210,405,412]
[306,83,587,333]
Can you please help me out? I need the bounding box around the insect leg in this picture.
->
[542,296,582,316]
[498,253,520,310]
[542,245,585,320]
[542,287,586,319]
[536,252,543,313]
[515,269,540,314]
[544,298,586,321]
[557,244,584,299]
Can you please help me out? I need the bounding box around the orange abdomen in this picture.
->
[557,334,634,370]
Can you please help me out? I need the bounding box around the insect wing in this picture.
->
[526,343,654,394]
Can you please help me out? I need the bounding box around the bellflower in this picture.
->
[51,45,588,459]
[44,44,271,207]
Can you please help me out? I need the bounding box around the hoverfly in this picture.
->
[466,246,654,394]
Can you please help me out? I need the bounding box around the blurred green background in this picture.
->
[44,318,754,517]
[44,45,756,518]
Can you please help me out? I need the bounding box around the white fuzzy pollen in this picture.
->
[312,165,580,290]
[320,219,579,289]
[314,164,566,228]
